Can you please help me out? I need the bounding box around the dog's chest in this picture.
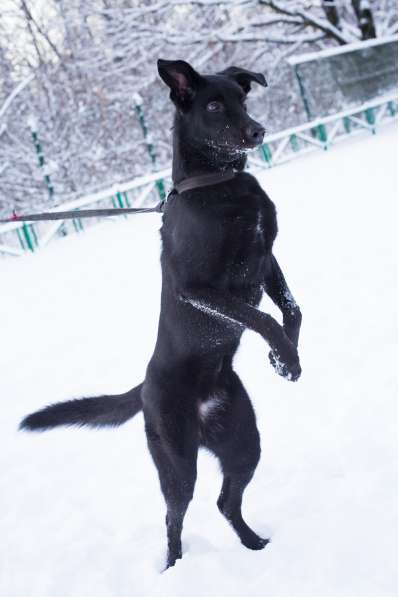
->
[162,183,277,287]
[218,203,269,282]
[251,209,266,252]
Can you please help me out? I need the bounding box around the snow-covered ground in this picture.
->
[1,125,397,597]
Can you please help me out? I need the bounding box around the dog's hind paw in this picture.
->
[240,530,270,551]
[164,549,183,571]
[243,536,270,551]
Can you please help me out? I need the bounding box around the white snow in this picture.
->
[183,297,244,328]
[1,125,398,597]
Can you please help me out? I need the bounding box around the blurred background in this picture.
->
[0,0,397,215]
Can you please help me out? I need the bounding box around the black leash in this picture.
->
[0,203,164,224]
[0,170,236,225]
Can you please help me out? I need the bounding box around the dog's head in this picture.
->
[157,59,267,161]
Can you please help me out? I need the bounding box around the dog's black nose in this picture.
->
[246,124,265,144]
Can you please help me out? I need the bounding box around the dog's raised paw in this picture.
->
[269,350,301,382]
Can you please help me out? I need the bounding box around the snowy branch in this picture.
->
[0,0,396,214]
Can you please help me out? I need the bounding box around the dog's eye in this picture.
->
[206,101,224,113]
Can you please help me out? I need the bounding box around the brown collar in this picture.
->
[173,169,236,194]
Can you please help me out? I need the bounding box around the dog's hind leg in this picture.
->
[203,369,269,550]
[143,388,199,569]
[217,471,268,550]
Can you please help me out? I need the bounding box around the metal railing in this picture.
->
[0,168,171,256]
[1,92,397,257]
[253,91,398,168]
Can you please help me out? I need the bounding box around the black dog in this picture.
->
[21,59,302,569]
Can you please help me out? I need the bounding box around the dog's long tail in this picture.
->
[19,383,143,432]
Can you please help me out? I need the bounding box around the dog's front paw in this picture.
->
[269,347,301,382]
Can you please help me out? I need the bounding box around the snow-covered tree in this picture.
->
[0,0,397,215]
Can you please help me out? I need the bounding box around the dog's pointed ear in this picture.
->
[219,66,267,94]
[157,59,204,109]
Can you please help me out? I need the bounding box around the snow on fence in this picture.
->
[0,169,171,257]
[1,92,398,257]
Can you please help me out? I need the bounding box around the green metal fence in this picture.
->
[1,92,397,257]
[252,92,398,169]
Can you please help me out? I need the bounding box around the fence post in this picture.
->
[28,115,55,200]
[116,191,124,208]
[290,134,299,152]
[28,115,67,238]
[16,227,26,251]
[21,223,35,252]
[72,219,83,232]
[259,143,272,165]
[364,108,376,133]
[343,116,351,134]
[116,191,129,219]
[293,65,312,121]
[316,124,328,148]
[387,101,396,117]
[123,191,131,207]
[133,94,166,201]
